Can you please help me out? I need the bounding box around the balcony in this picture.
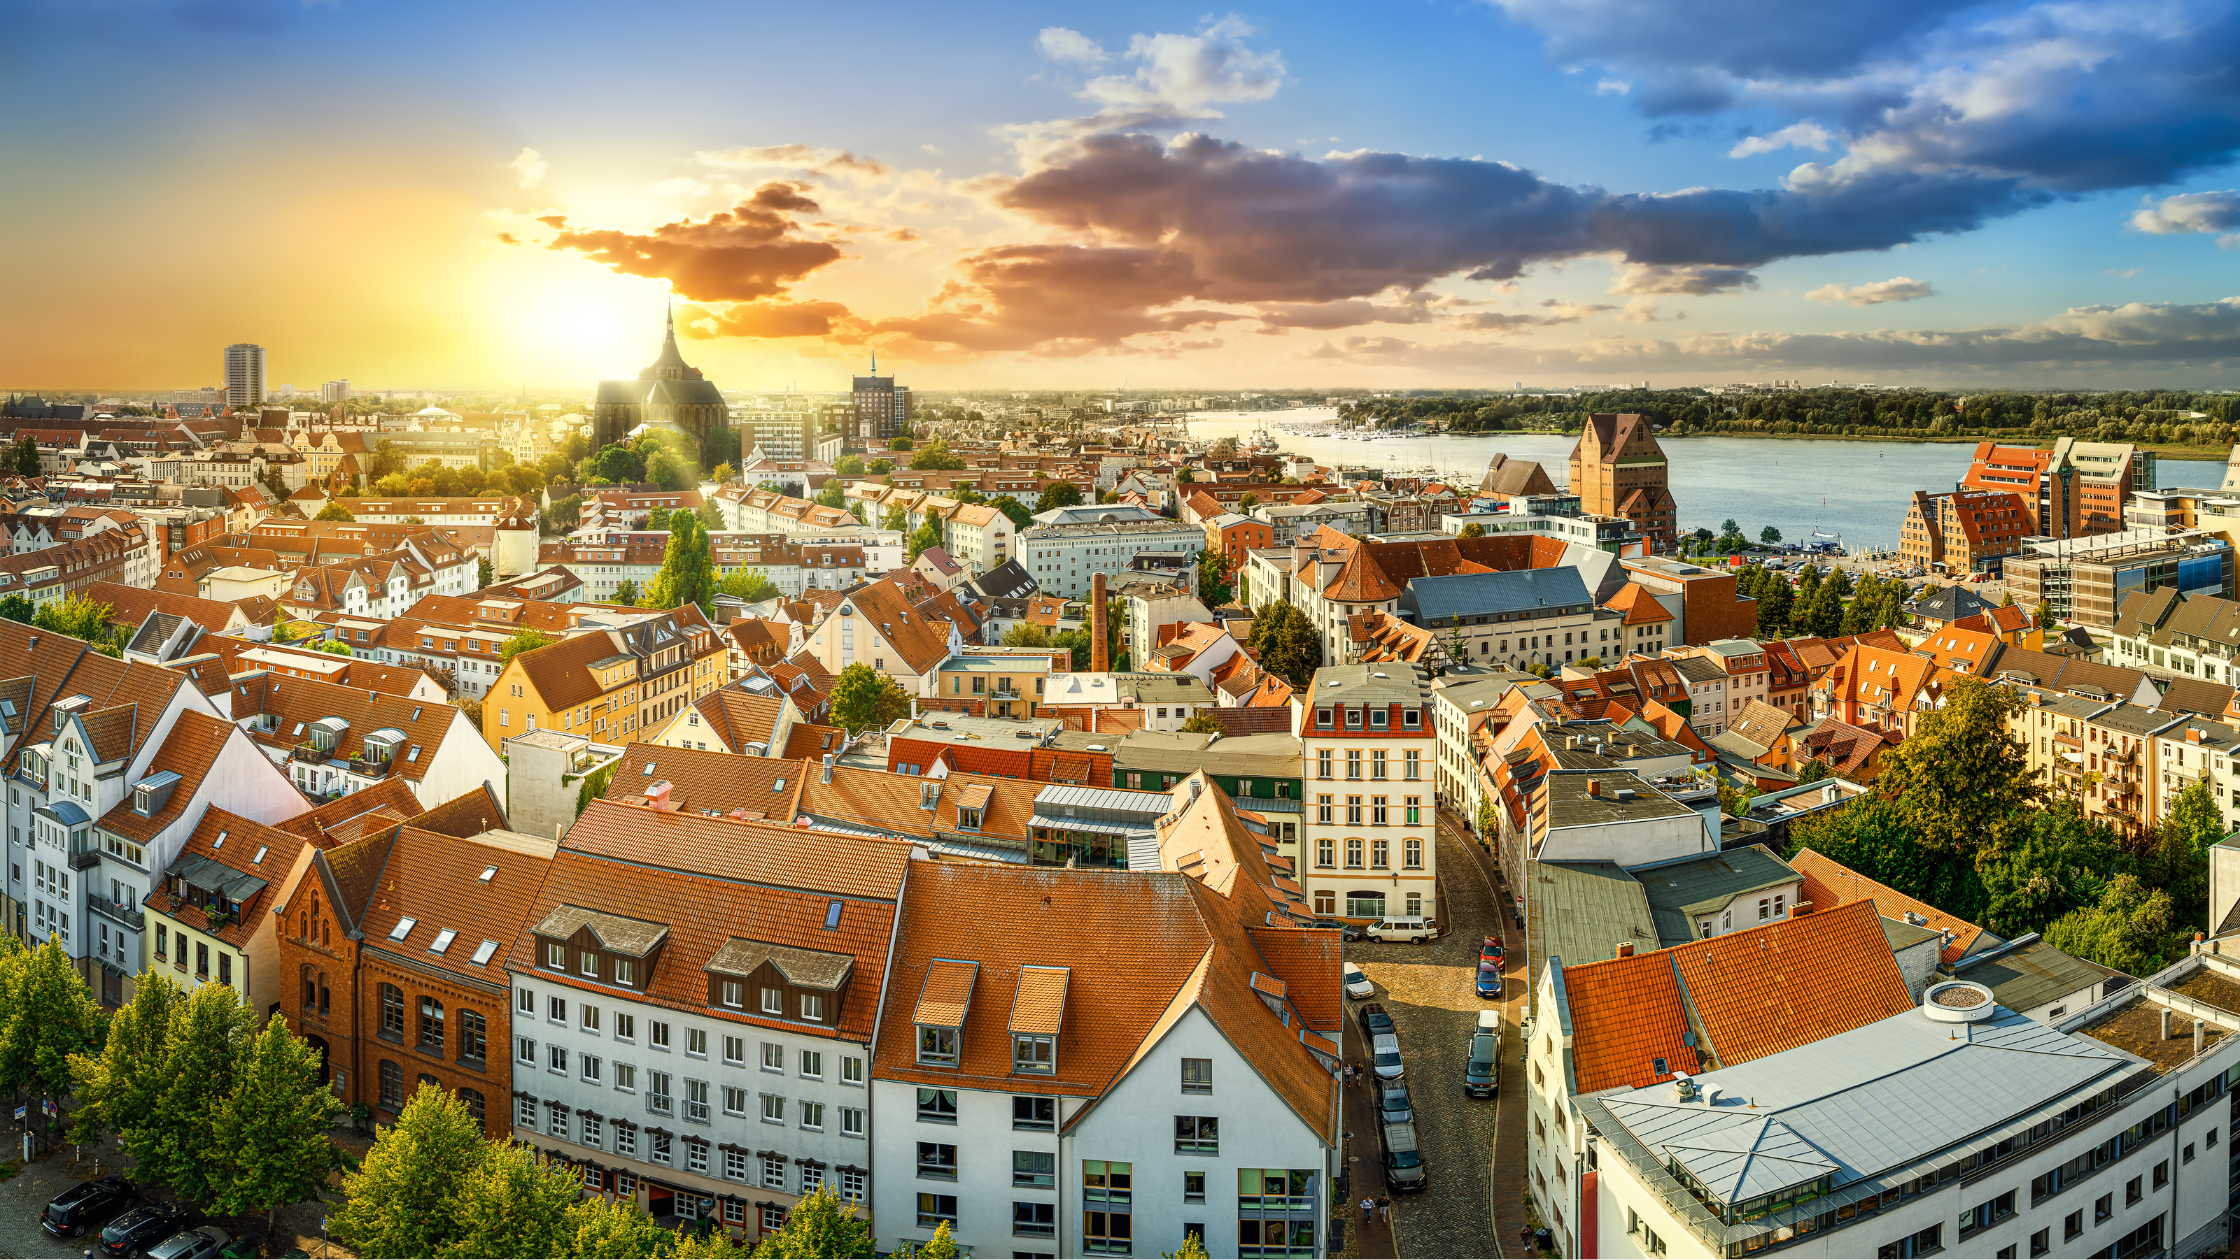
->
[87,892,143,930]
[2053,733,2083,751]
[294,742,334,765]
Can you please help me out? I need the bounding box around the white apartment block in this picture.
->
[1297,664,1436,921]
[1021,520,1210,600]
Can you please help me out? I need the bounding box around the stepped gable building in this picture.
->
[590,310,727,457]
[1569,412,1677,553]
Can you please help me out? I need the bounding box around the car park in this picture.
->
[100,1204,189,1258]
[1380,1122,1427,1192]
[1462,1032,1499,1098]
[149,1227,232,1260]
[1371,1032,1405,1080]
[1378,1082,1414,1125]
[1342,961,1375,1000]
[44,1176,135,1239]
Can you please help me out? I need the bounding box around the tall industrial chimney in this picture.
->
[1091,572,1110,673]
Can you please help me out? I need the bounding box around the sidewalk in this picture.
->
[1340,1018,1398,1259]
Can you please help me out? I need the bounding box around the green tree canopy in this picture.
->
[1760,525,1782,544]
[2046,874,2177,976]
[332,1085,489,1258]
[909,435,965,471]
[501,629,555,663]
[613,578,641,606]
[433,1140,584,1260]
[990,495,1034,531]
[831,663,910,732]
[643,513,715,610]
[718,568,783,604]
[1458,522,1486,538]
[1179,712,1225,735]
[210,1014,347,1237]
[146,981,257,1205]
[907,518,943,563]
[315,502,356,522]
[1196,548,1235,607]
[32,595,122,656]
[1246,598,1322,686]
[834,455,865,476]
[1036,481,1082,513]
[751,1186,874,1259]
[1000,621,1051,648]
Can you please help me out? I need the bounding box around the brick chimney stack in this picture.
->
[1091,572,1110,673]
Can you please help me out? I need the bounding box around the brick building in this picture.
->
[1896,488,2033,575]
[1569,413,1676,552]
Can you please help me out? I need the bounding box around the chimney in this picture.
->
[645,780,675,811]
[2195,1018,2207,1057]
[1586,778,1601,797]
[1091,572,1110,674]
[821,753,835,783]
[2161,1008,2173,1040]
[1615,941,1634,957]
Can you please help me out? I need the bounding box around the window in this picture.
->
[2125,1175,2142,1206]
[2064,1210,2083,1240]
[687,1027,708,1057]
[762,1154,788,1190]
[1404,836,1423,869]
[800,993,825,1022]
[2095,1192,2113,1223]
[649,1132,671,1165]
[517,987,534,1014]
[2152,1159,2169,1189]
[1015,1034,1055,1073]
[649,1021,670,1050]
[1316,749,1332,778]
[615,1063,635,1092]
[1182,1058,1212,1094]
[686,1079,710,1123]
[1346,749,1361,779]
[549,1044,567,1075]
[1346,839,1363,869]
[647,1071,671,1115]
[720,980,744,1008]
[581,1055,603,1084]
[1184,1170,1205,1203]
[1174,1115,1219,1154]
[1316,795,1332,825]
[801,1101,825,1130]
[1372,749,1387,779]
[1371,796,1387,826]
[378,1060,402,1110]
[1015,1149,1055,1188]
[1013,1200,1056,1238]
[1372,839,1389,869]
[517,1037,536,1065]
[723,1085,747,1117]
[761,987,783,1015]
[724,1035,746,1066]
[1014,1095,1055,1130]
[615,1126,637,1157]
[1085,1160,1132,1203]
[517,1096,537,1128]
[547,1101,570,1139]
[548,995,567,1024]
[842,1055,865,1087]
[917,1194,959,1231]
[919,1026,959,1066]
[841,1106,865,1138]
[918,1088,958,1124]
[1877,1223,1941,1258]
[418,997,445,1051]
[1961,1189,2016,1237]
[1085,1207,1132,1252]
[723,1148,748,1182]
[2030,1232,2050,1260]
[918,1142,958,1180]
[378,984,405,1040]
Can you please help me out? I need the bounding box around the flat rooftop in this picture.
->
[2076,994,2230,1073]
[1543,771,1697,830]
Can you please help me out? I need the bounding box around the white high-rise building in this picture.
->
[223,343,266,408]
[321,379,350,403]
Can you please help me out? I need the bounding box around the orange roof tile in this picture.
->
[916,959,979,1026]
[1010,965,1070,1035]
[1789,848,1995,966]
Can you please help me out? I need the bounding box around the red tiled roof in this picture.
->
[1790,848,1993,966]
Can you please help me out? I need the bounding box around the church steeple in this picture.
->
[641,302,694,380]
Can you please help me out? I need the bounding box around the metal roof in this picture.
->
[1954,938,2119,1013]
[1527,859,1658,983]
[1399,567,1591,624]
[1630,845,1800,944]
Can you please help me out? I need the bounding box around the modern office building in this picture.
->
[850,358,910,448]
[224,343,267,409]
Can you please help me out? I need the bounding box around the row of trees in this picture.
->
[1735,563,1909,639]
[0,592,126,656]
[336,1085,920,1258]
[1788,678,2217,976]
[73,970,344,1238]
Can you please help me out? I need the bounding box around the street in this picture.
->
[1342,823,1510,1259]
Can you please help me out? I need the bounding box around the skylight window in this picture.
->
[389,916,416,941]
[429,929,457,954]
[212,830,227,850]
[824,900,843,930]
[471,939,499,965]
[251,845,268,865]
[478,865,497,883]
[407,746,421,761]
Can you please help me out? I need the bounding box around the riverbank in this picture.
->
[1380,425,2235,462]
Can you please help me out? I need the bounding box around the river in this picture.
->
[1182,407,2232,554]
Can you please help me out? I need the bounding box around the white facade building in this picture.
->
[1021,520,1210,600]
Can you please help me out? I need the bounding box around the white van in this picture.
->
[1368,916,1433,944]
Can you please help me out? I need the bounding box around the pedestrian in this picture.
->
[1379,1195,1392,1223]
[1361,1196,1375,1226]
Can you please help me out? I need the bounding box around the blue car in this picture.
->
[1476,960,1501,999]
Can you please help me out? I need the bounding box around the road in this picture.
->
[1344,825,1505,1260]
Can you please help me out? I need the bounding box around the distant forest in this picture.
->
[1339,388,2240,449]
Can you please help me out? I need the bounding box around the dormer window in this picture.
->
[1014,1034,1054,1073]
[546,942,565,969]
[761,987,782,1015]
[579,951,599,979]
[614,958,635,987]
[957,807,983,833]
[1345,708,1363,728]
[1370,709,1388,728]
[919,1026,959,1065]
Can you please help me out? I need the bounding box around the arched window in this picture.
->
[319,972,331,1011]
[301,969,317,1012]
[379,984,405,1039]
[418,996,445,1051]
[378,1060,403,1110]
[459,1088,486,1124]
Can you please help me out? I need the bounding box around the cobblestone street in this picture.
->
[1346,828,1503,1260]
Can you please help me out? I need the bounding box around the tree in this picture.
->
[1179,712,1225,735]
[310,638,351,656]
[211,1015,346,1239]
[711,462,736,484]
[646,507,673,532]
[2046,874,2177,976]
[748,1185,874,1258]
[1036,481,1082,513]
[433,1140,583,1260]
[1720,518,1740,538]
[815,481,847,509]
[990,495,1034,531]
[315,502,356,522]
[146,981,257,1205]
[2001,590,2017,608]
[1001,622,1051,648]
[565,1192,677,1258]
[331,1085,488,1258]
[1165,1231,1212,1259]
[1870,675,2037,866]
[8,436,39,476]
[1978,795,2120,939]
[1175,466,1195,484]
[500,629,554,663]
[1239,492,1259,511]
[832,663,910,732]
[890,436,914,452]
[476,555,493,588]
[1247,598,1322,686]
[911,1221,961,1258]
[644,513,715,610]
[1196,548,1235,606]
[1760,525,1782,545]
[881,504,908,533]
[613,579,641,606]
[0,940,100,1142]
[869,458,892,475]
[834,455,865,476]
[907,518,943,563]
[586,443,643,485]
[0,594,32,624]
[33,595,121,656]
[1458,522,1486,538]
[718,568,782,604]
[1793,757,1831,785]
[910,435,966,471]
[69,968,180,1160]
[2034,598,2056,630]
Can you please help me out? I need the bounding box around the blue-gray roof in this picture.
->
[1401,567,1592,625]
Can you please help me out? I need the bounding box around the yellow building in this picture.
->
[931,647,1066,719]
[483,608,726,751]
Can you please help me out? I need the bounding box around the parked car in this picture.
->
[1377,1082,1414,1126]
[1463,1032,1500,1098]
[148,1227,231,1260]
[216,1236,261,1259]
[1367,916,1432,944]
[1342,961,1375,1000]
[1311,918,1369,942]
[43,1176,135,1239]
[1475,959,1502,999]
[1380,1122,1427,1192]
[99,1204,189,1258]
[1370,1032,1405,1080]
[1357,1002,1394,1039]
[1479,936,1504,964]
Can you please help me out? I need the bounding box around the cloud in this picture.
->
[2105,267,2144,277]
[695,144,893,181]
[1608,263,1760,295]
[506,147,547,189]
[1727,121,1834,158]
[868,244,1235,356]
[1075,16,1285,114]
[544,182,845,303]
[1617,296,1665,321]
[2130,190,2240,247]
[1250,298,1438,329]
[1595,77,1632,95]
[1805,275,1936,305]
[885,228,920,242]
[678,300,857,340]
[495,232,520,246]
[1037,26,1110,66]
[1305,335,1414,359]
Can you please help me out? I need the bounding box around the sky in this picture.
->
[5,0,2240,393]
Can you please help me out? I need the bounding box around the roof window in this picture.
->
[429,928,457,955]
[471,939,499,966]
[824,900,843,930]
[479,865,497,883]
[251,845,268,865]
[389,916,417,941]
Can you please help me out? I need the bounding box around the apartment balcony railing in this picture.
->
[87,892,143,930]
[294,742,333,765]
[2054,733,2084,750]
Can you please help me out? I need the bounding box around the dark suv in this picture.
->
[99,1203,188,1258]
[44,1176,135,1239]
[1380,1121,1427,1192]
[1463,1032,1499,1098]
[1357,1002,1394,1039]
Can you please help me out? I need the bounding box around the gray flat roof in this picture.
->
[1543,770,1697,830]
[1402,567,1592,623]
[1630,845,1799,945]
[1307,662,1432,707]
[1528,859,1659,982]
[1954,939,2119,1013]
